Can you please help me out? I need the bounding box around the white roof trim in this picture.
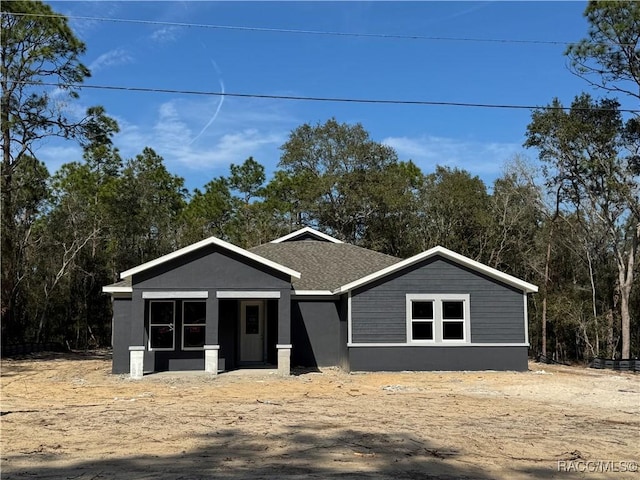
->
[270,227,343,244]
[216,291,281,299]
[102,285,133,294]
[120,236,301,280]
[292,290,337,298]
[334,246,539,294]
[293,290,335,295]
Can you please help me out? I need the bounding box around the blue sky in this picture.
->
[40,1,622,192]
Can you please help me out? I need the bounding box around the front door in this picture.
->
[240,301,264,362]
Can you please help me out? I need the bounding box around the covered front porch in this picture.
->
[128,289,292,378]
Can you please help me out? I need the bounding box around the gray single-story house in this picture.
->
[103,227,538,378]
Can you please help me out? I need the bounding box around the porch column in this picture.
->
[129,289,145,379]
[204,345,219,374]
[204,295,220,375]
[205,295,219,345]
[277,289,291,375]
[129,346,145,379]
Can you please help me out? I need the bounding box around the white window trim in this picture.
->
[406,294,470,344]
[216,291,280,299]
[148,300,175,351]
[181,300,206,351]
[143,291,208,299]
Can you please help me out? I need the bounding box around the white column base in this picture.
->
[204,345,219,374]
[277,344,292,376]
[129,346,145,379]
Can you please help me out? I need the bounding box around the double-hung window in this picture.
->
[411,300,435,340]
[149,300,175,350]
[182,301,206,350]
[406,294,470,343]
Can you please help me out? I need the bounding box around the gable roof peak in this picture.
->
[120,235,301,280]
[270,226,343,244]
[335,244,538,294]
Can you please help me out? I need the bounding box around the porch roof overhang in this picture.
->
[119,236,301,281]
[334,245,539,294]
[102,279,132,294]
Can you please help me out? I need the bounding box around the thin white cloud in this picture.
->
[113,99,289,174]
[382,134,523,178]
[89,49,134,73]
[149,26,180,43]
[199,129,286,166]
[34,144,83,175]
[62,3,122,39]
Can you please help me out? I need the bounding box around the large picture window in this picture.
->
[149,301,175,350]
[406,294,470,343]
[182,301,206,350]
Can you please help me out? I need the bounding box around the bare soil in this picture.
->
[1,352,639,479]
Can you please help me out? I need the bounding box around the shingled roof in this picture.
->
[250,240,401,291]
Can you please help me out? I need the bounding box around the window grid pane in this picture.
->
[149,301,174,350]
[442,301,464,320]
[183,301,206,349]
[150,325,173,349]
[412,301,434,319]
[183,326,205,348]
[150,301,174,325]
[412,321,433,340]
[184,301,206,324]
[442,321,464,340]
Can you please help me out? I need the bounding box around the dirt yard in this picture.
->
[1,352,638,479]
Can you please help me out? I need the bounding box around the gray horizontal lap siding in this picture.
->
[351,256,524,344]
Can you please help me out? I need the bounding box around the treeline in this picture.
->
[1,1,638,360]
[4,117,639,361]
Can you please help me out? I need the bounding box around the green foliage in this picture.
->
[229,157,265,203]
[525,93,640,359]
[1,0,90,164]
[525,94,637,227]
[2,3,637,362]
[566,1,640,101]
[1,1,95,344]
[180,178,233,246]
[360,160,424,257]
[113,148,187,268]
[278,118,402,244]
[488,158,543,279]
[417,166,492,261]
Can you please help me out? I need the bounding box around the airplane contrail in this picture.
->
[190,58,225,145]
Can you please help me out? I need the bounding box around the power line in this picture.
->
[14,80,640,113]
[1,10,629,48]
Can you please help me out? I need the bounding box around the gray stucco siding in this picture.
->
[122,245,292,373]
[291,300,341,367]
[132,245,291,290]
[111,297,132,374]
[351,256,525,344]
[348,346,528,371]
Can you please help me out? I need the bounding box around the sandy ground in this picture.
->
[1,352,639,480]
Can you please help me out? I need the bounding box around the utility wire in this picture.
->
[14,80,640,113]
[2,10,632,48]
